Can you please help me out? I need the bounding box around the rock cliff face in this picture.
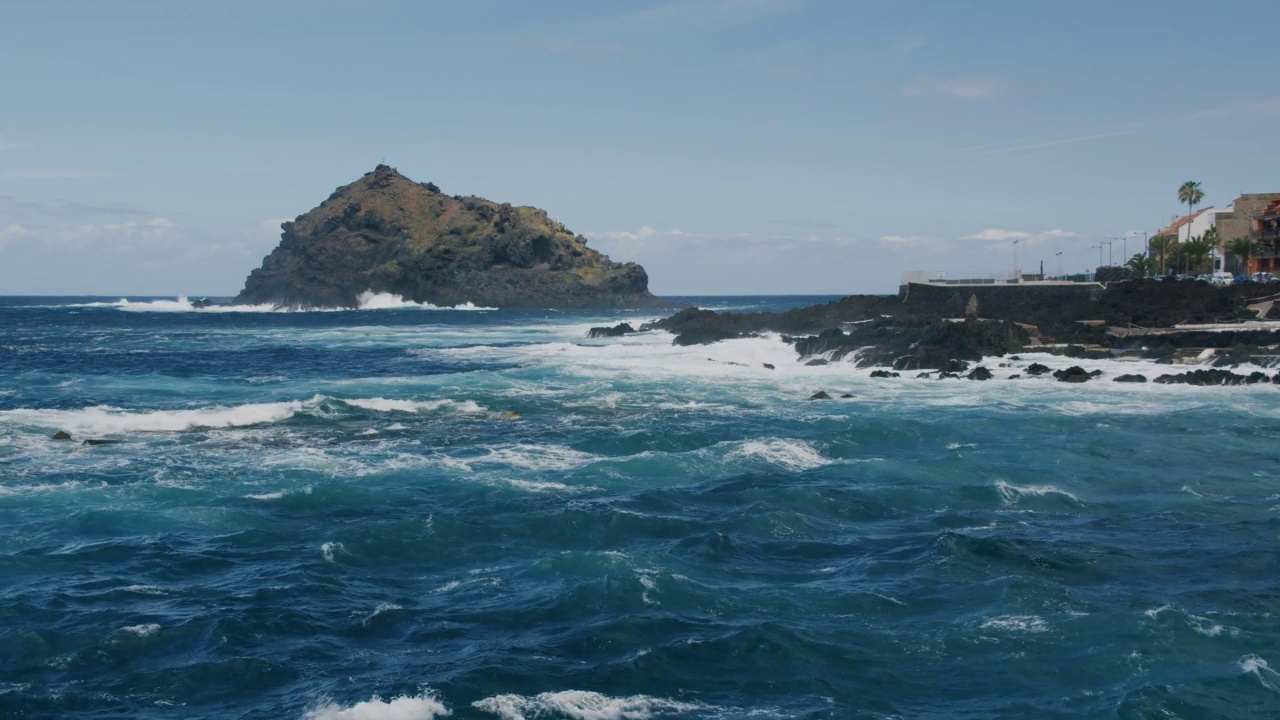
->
[236,165,662,309]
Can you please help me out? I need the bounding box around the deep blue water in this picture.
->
[1,295,1279,720]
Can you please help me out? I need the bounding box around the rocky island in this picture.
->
[236,165,664,309]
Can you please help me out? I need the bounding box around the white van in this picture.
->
[1209,271,1234,286]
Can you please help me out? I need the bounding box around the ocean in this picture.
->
[1,294,1278,720]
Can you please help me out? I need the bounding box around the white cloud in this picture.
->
[961,228,1078,253]
[900,74,1006,100]
[591,226,659,242]
[961,229,1031,242]
[879,234,928,246]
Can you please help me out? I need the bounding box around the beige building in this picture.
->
[1215,193,1280,273]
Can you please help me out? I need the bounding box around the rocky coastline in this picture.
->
[590,279,1280,387]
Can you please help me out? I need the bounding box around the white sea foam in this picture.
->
[321,542,345,563]
[472,690,707,720]
[306,692,450,720]
[343,398,486,414]
[120,623,160,637]
[500,478,594,493]
[994,480,1082,506]
[0,398,315,435]
[245,490,287,501]
[360,603,403,627]
[1241,655,1280,693]
[725,438,828,472]
[476,445,599,472]
[121,585,169,595]
[980,615,1049,634]
[356,291,495,311]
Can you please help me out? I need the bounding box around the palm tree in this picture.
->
[1177,181,1205,247]
[1126,253,1153,278]
[1226,235,1259,275]
[1150,235,1176,275]
[1182,236,1213,274]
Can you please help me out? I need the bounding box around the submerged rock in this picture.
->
[83,439,123,446]
[809,391,832,400]
[869,370,900,378]
[51,431,73,441]
[805,359,830,366]
[1025,363,1052,376]
[1113,374,1148,383]
[762,363,775,370]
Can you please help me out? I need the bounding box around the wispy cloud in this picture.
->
[602,0,801,30]
[962,228,1076,250]
[900,74,1006,100]
[879,234,929,246]
[1,169,122,180]
[947,130,1137,156]
[0,195,147,218]
[0,217,178,251]
[1191,97,1280,119]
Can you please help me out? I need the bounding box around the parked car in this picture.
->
[1234,274,1251,284]
[1250,272,1280,283]
[1209,272,1234,286]
[1175,274,1197,281]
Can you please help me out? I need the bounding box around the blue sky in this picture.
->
[1,0,1277,296]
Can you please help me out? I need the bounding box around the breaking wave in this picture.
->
[305,692,449,720]
[472,690,709,720]
[356,291,495,311]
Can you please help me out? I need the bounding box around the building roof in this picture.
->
[1261,195,1280,219]
[1153,208,1212,239]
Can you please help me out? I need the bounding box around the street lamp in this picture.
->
[1055,251,1063,279]
[1093,244,1103,267]
[1012,239,1020,281]
[1104,239,1115,265]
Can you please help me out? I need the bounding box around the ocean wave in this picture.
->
[0,398,313,434]
[1241,655,1280,693]
[0,395,493,436]
[980,615,1049,634]
[724,438,829,472]
[343,397,486,414]
[305,692,449,720]
[119,623,161,637]
[356,291,495,311]
[472,690,709,720]
[993,480,1082,506]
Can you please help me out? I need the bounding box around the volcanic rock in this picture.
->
[1154,369,1267,386]
[52,431,72,441]
[1025,363,1052,376]
[967,366,993,381]
[1053,366,1092,383]
[236,165,663,309]
[810,391,832,400]
[1113,374,1147,383]
[588,323,636,338]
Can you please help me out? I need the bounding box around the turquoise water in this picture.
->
[1,295,1278,719]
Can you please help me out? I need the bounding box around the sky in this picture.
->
[1,0,1277,296]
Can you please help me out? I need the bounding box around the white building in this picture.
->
[1153,206,1229,273]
